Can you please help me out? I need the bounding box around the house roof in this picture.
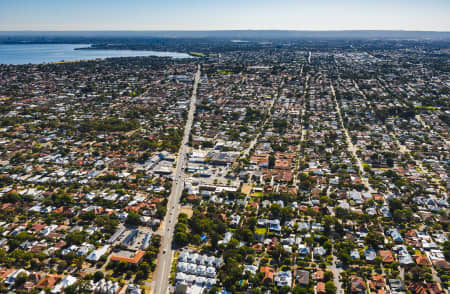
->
[414,254,431,266]
[295,270,309,285]
[110,250,146,264]
[0,268,15,279]
[314,269,324,281]
[35,274,62,289]
[370,274,386,289]
[379,250,394,263]
[407,282,427,294]
[317,282,326,294]
[351,276,367,293]
[260,266,274,282]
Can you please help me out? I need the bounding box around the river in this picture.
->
[0,44,192,65]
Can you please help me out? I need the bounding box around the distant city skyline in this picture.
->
[1,0,449,31]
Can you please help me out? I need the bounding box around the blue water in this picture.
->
[0,44,192,65]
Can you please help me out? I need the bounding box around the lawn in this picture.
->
[414,105,438,110]
[255,228,266,235]
[189,52,206,57]
[217,70,232,75]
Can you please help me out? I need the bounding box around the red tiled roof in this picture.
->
[351,276,366,293]
[32,223,46,233]
[0,268,14,279]
[35,274,62,289]
[317,282,326,294]
[260,266,274,282]
[414,254,431,266]
[379,250,394,263]
[110,250,145,264]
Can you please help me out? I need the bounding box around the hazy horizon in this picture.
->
[1,29,450,32]
[1,0,449,32]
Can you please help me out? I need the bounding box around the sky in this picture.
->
[0,0,449,31]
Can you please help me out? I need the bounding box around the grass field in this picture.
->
[414,105,438,110]
[217,70,232,75]
[254,228,266,235]
[189,52,206,57]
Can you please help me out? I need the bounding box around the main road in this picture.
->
[152,65,201,294]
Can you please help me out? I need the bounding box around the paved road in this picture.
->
[293,72,308,185]
[152,65,201,294]
[373,78,447,183]
[330,82,375,194]
[416,114,449,146]
[328,253,343,294]
[241,85,279,159]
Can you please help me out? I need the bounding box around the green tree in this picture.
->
[388,199,403,212]
[14,272,28,288]
[93,271,104,282]
[365,231,384,248]
[175,232,189,246]
[268,154,275,168]
[325,281,337,294]
[293,286,309,294]
[65,231,85,246]
[64,280,91,294]
[135,270,146,281]
[443,241,450,260]
[126,211,142,226]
